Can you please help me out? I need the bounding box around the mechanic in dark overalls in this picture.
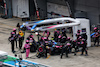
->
[12,28,18,48]
[93,27,100,46]
[60,43,71,59]
[80,37,88,56]
[62,28,67,38]
[54,29,60,42]
[8,32,16,53]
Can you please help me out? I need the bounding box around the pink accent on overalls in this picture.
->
[30,35,34,38]
[58,35,61,38]
[43,31,45,36]
[81,42,84,44]
[54,30,57,33]
[78,42,80,44]
[55,45,62,48]
[54,30,60,33]
[43,30,50,37]
[77,33,80,35]
[66,43,71,46]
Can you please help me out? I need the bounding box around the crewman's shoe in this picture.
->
[97,45,99,47]
[16,47,18,48]
[60,56,62,59]
[26,57,29,59]
[80,54,83,56]
[44,56,47,58]
[74,53,76,56]
[85,54,88,56]
[12,51,16,53]
[66,55,68,57]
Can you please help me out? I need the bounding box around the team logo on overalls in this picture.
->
[19,31,24,37]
